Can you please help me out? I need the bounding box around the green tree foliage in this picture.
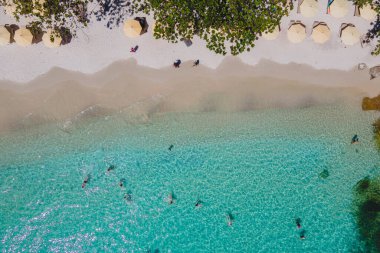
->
[354,0,380,56]
[130,0,292,55]
[0,0,90,36]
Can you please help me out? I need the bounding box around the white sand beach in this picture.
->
[0,0,379,83]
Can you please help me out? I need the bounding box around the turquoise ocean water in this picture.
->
[1,103,380,252]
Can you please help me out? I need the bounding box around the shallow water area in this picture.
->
[1,102,380,252]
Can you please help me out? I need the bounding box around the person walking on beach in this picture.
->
[193,59,200,67]
[130,45,138,53]
[173,59,181,68]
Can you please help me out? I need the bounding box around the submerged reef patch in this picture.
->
[353,176,380,252]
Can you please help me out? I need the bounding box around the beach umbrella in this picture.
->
[14,28,33,47]
[262,26,280,40]
[329,0,349,18]
[287,23,306,43]
[312,23,330,44]
[341,25,360,46]
[360,4,377,21]
[123,19,142,38]
[4,0,16,16]
[0,26,11,46]
[300,0,319,17]
[42,29,62,48]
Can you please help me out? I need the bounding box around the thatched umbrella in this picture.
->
[329,0,349,18]
[312,23,330,44]
[42,29,62,48]
[360,4,377,21]
[340,24,360,46]
[4,0,16,16]
[14,28,33,47]
[262,26,280,40]
[123,19,142,38]
[0,26,11,46]
[300,0,319,17]
[287,23,306,43]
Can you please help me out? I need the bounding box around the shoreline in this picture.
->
[0,58,379,134]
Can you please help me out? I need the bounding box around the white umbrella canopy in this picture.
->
[42,29,62,48]
[262,26,280,40]
[360,4,377,21]
[287,23,306,43]
[0,26,11,46]
[312,23,331,44]
[341,25,361,46]
[123,19,142,38]
[300,0,319,17]
[329,0,349,18]
[14,28,33,47]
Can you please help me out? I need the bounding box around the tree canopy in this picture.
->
[1,0,380,56]
[353,0,380,55]
[0,0,90,37]
[131,0,292,55]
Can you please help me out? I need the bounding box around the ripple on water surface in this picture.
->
[0,103,380,252]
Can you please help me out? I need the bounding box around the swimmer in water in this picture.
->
[296,218,301,229]
[124,191,132,202]
[195,199,203,208]
[82,175,89,188]
[226,213,234,226]
[300,230,306,240]
[167,192,174,205]
[107,165,115,172]
[351,134,359,144]
[168,145,174,151]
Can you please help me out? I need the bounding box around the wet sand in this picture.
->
[0,57,378,133]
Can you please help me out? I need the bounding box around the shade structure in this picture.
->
[0,26,11,46]
[312,23,330,44]
[329,0,349,18]
[14,28,33,47]
[42,29,62,48]
[360,4,377,21]
[341,25,360,46]
[300,0,319,17]
[4,1,16,16]
[287,23,306,43]
[123,19,142,38]
[262,26,280,40]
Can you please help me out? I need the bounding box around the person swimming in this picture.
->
[167,192,174,205]
[119,178,125,188]
[226,213,234,226]
[351,134,359,144]
[168,144,174,151]
[107,165,115,172]
[300,230,306,240]
[124,191,132,202]
[295,218,301,229]
[195,199,203,208]
[82,175,89,188]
